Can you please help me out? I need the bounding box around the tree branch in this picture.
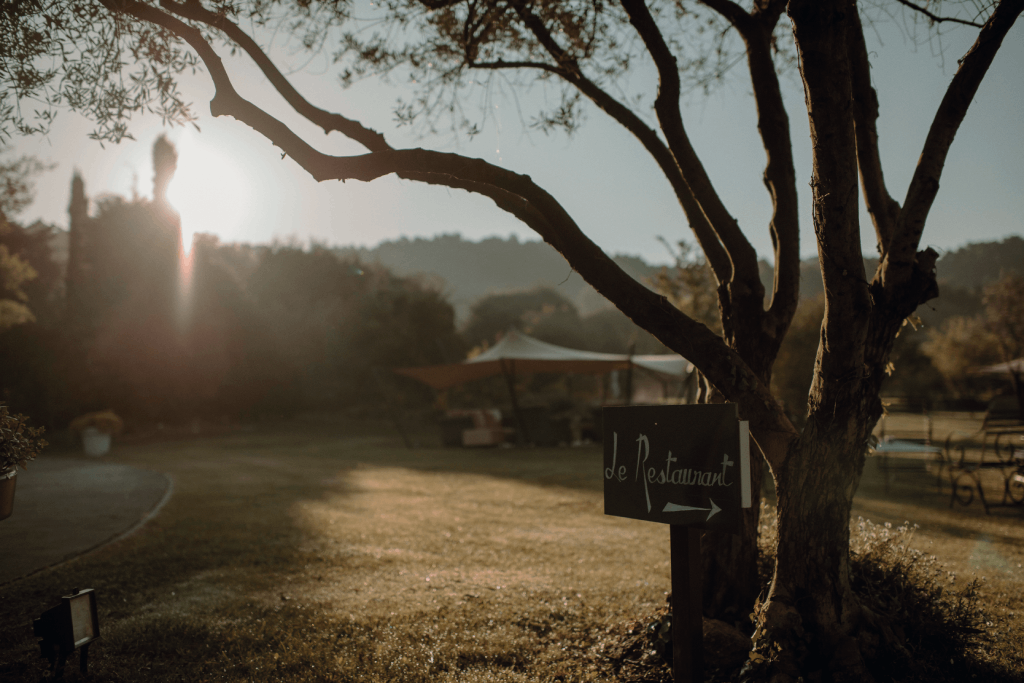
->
[466,59,563,75]
[500,0,734,285]
[701,0,800,343]
[699,0,752,27]
[847,6,901,253]
[158,0,390,152]
[884,0,1024,294]
[789,0,872,419]
[893,0,986,27]
[620,0,763,307]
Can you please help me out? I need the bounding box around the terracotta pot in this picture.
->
[0,468,15,522]
[82,427,112,457]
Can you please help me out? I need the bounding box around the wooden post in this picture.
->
[670,525,703,683]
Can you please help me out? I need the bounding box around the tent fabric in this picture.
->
[975,358,1024,375]
[631,354,693,377]
[393,329,691,390]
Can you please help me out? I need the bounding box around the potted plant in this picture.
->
[1,405,48,522]
[69,410,124,457]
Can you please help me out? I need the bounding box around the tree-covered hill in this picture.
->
[336,234,662,322]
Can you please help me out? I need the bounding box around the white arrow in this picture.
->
[662,499,722,521]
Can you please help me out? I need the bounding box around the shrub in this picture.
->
[848,517,984,681]
[0,404,47,471]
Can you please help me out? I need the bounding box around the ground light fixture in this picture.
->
[33,588,100,678]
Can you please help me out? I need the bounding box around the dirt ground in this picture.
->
[0,413,1020,682]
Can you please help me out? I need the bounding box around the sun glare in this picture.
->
[166,130,250,254]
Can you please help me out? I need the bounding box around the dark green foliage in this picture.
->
[0,220,62,325]
[0,0,197,141]
[0,403,46,471]
[847,519,987,682]
[880,328,946,410]
[462,287,584,350]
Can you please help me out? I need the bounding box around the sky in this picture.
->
[9,7,1024,266]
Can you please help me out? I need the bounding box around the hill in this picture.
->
[342,233,1023,327]
[337,234,663,321]
[794,236,1024,327]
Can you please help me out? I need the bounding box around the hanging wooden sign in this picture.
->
[603,403,751,535]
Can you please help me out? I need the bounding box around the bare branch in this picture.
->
[701,0,800,341]
[892,0,986,27]
[497,0,734,284]
[467,59,563,75]
[699,0,753,28]
[159,0,390,152]
[847,6,901,252]
[620,0,764,307]
[884,0,1024,293]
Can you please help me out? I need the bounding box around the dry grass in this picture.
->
[0,414,1021,682]
[0,421,672,682]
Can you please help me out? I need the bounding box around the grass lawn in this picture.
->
[0,413,1021,682]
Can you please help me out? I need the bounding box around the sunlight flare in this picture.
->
[166,129,250,255]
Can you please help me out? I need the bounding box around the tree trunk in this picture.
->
[751,417,871,682]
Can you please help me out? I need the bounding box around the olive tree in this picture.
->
[5,0,1021,679]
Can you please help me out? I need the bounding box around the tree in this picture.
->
[927,274,1024,411]
[0,234,36,331]
[0,147,53,330]
[463,287,585,350]
[5,0,1022,678]
[982,274,1024,413]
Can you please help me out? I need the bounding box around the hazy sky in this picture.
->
[10,9,1024,266]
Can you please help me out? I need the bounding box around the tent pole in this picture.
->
[501,359,530,446]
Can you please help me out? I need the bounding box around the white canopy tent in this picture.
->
[393,328,693,445]
[393,328,692,390]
